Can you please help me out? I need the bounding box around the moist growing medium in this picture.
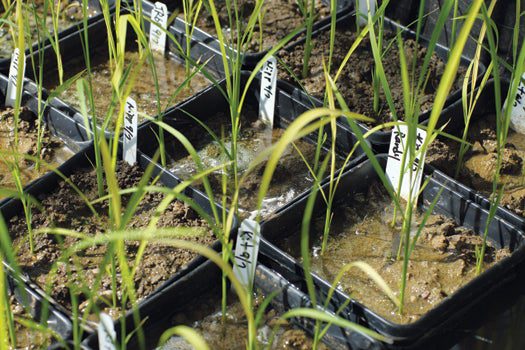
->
[159,291,328,350]
[426,114,525,217]
[8,295,54,349]
[279,182,510,324]
[167,107,341,218]
[0,105,73,192]
[0,0,98,58]
[278,28,466,127]
[10,161,217,319]
[191,0,330,53]
[49,50,210,130]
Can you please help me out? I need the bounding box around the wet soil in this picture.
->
[9,161,216,319]
[8,295,55,349]
[0,105,73,193]
[49,50,210,130]
[279,182,509,324]
[187,0,330,53]
[160,292,328,350]
[0,0,99,59]
[168,107,340,218]
[278,28,466,127]
[426,114,525,217]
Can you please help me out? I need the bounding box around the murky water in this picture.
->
[279,183,505,324]
[52,51,210,130]
[0,106,74,193]
[168,109,337,219]
[8,295,53,349]
[158,293,327,350]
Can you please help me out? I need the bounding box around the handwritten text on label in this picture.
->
[233,219,261,288]
[258,56,277,127]
[123,97,138,165]
[507,73,525,134]
[386,124,427,203]
[149,2,168,54]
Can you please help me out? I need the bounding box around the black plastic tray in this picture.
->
[257,154,525,349]
[278,10,487,152]
[145,0,354,71]
[0,73,92,208]
[137,70,369,219]
[39,3,220,137]
[4,264,74,345]
[425,78,525,232]
[0,141,236,342]
[0,1,115,75]
[82,254,383,350]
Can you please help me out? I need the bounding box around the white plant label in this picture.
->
[357,0,376,27]
[386,124,427,203]
[97,313,116,350]
[6,48,25,107]
[258,56,277,127]
[233,219,261,289]
[123,97,138,165]
[149,2,168,54]
[506,73,525,134]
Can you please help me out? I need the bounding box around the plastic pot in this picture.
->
[137,70,369,219]
[144,0,353,71]
[277,11,487,152]
[1,141,236,342]
[0,1,116,76]
[257,154,525,349]
[425,78,525,232]
[39,3,219,138]
[81,254,383,350]
[0,73,92,208]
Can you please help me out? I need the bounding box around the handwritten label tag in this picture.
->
[233,219,261,289]
[506,73,525,134]
[97,313,116,350]
[6,48,25,107]
[149,2,168,54]
[258,56,277,127]
[123,97,138,165]
[386,124,427,203]
[357,0,376,27]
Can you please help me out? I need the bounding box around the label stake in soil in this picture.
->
[233,219,261,289]
[386,124,427,203]
[258,56,277,127]
[149,2,168,55]
[506,73,525,134]
[123,97,138,165]
[6,48,25,107]
[97,313,116,350]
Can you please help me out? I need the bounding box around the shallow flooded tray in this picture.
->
[0,73,91,205]
[41,4,217,134]
[82,256,382,349]
[425,79,525,232]
[0,0,113,74]
[257,154,525,349]
[138,72,367,219]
